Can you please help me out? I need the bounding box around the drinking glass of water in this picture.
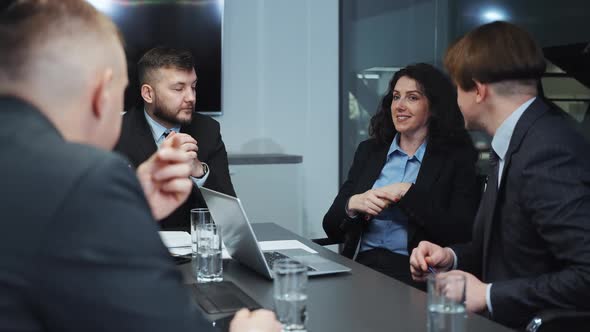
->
[190,208,212,253]
[273,258,308,331]
[427,274,466,332]
[193,223,223,283]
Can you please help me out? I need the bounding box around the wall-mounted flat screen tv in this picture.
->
[88,0,223,115]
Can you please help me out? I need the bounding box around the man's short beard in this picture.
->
[153,104,193,126]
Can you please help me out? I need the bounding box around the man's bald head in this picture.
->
[0,0,129,149]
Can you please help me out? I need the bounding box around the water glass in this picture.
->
[193,223,223,283]
[427,274,466,332]
[190,208,212,253]
[273,258,308,331]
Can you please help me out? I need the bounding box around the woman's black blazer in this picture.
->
[323,138,481,258]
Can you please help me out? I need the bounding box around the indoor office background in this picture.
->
[89,0,589,242]
[89,0,338,240]
[218,0,338,241]
[341,0,590,180]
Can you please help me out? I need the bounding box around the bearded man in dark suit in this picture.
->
[115,47,236,230]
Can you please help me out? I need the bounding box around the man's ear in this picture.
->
[91,68,113,119]
[473,80,488,104]
[141,84,154,104]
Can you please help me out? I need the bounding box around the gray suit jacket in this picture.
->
[452,98,590,328]
[0,97,214,332]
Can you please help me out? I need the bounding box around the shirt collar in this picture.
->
[491,97,536,161]
[388,133,427,162]
[143,110,181,143]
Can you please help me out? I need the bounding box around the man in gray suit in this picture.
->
[0,1,279,331]
[409,21,590,328]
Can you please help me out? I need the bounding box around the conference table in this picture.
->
[178,222,514,332]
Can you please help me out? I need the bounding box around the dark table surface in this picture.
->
[179,223,514,332]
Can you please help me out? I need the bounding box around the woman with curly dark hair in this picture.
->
[323,63,480,288]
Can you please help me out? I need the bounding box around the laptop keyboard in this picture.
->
[263,251,316,272]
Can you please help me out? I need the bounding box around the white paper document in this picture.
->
[258,240,317,254]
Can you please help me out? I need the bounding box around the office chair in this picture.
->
[311,234,345,255]
[311,237,342,247]
[526,309,590,332]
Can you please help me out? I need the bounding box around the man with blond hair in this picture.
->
[0,1,279,331]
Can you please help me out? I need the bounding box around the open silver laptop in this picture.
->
[200,187,351,279]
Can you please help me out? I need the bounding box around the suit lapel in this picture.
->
[180,123,189,136]
[413,145,443,191]
[480,98,548,278]
[357,143,389,193]
[406,145,443,243]
[480,158,499,278]
[499,99,548,187]
[131,108,158,161]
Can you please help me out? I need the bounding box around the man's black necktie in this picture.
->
[487,150,500,193]
[481,149,500,279]
[158,130,172,147]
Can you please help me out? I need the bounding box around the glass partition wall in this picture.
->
[340,0,453,180]
[340,0,590,183]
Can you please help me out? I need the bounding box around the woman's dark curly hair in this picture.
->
[369,63,474,153]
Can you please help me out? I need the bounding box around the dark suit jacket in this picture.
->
[323,137,480,259]
[452,98,590,328]
[114,107,236,230]
[0,97,214,331]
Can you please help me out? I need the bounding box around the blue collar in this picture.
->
[143,110,181,143]
[491,97,536,161]
[388,133,427,162]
